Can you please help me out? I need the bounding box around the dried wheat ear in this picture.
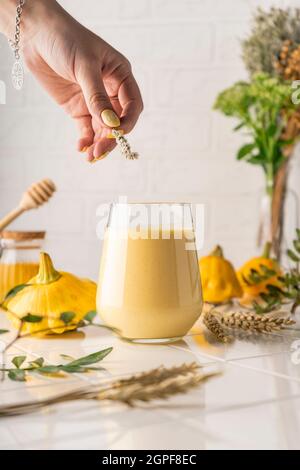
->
[203,309,295,343]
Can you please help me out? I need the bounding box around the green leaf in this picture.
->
[37,365,61,375]
[8,369,26,382]
[259,264,276,277]
[0,329,9,335]
[293,240,300,254]
[4,284,28,302]
[247,155,266,165]
[12,356,26,368]
[237,143,256,160]
[260,292,271,303]
[248,268,263,284]
[66,347,113,368]
[84,311,97,323]
[60,365,86,373]
[252,301,265,314]
[22,313,43,323]
[287,249,300,263]
[29,357,44,368]
[266,123,278,138]
[233,121,246,131]
[60,312,76,324]
[266,284,283,295]
[60,354,75,361]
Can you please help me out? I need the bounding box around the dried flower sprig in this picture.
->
[112,129,139,160]
[241,7,300,77]
[274,40,300,81]
[0,362,219,417]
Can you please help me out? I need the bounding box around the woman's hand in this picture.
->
[3,0,143,162]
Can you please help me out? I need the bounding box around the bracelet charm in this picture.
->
[8,0,26,91]
[11,60,24,91]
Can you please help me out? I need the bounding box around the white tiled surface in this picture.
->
[1,0,300,450]
[1,0,299,280]
[1,310,300,450]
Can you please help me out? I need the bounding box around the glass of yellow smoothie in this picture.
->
[97,203,202,343]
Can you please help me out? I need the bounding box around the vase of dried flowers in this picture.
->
[239,7,300,258]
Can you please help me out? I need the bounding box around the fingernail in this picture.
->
[80,146,88,153]
[107,129,124,139]
[101,109,120,128]
[90,152,109,163]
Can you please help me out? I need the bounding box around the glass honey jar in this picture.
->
[0,231,45,302]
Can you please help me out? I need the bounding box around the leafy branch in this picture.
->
[0,348,113,382]
[0,307,117,382]
[240,229,300,314]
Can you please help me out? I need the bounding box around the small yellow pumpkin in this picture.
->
[237,243,282,305]
[3,252,97,335]
[199,245,242,304]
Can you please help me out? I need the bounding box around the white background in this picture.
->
[0,0,299,279]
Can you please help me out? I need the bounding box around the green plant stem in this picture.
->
[0,367,37,372]
[262,241,272,258]
[2,321,114,352]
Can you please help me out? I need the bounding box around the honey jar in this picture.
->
[0,231,45,302]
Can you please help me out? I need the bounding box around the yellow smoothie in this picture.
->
[97,228,202,340]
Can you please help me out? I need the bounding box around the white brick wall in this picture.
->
[0,0,299,279]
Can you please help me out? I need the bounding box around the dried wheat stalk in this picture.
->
[219,311,295,333]
[203,311,233,343]
[203,309,295,343]
[99,369,217,406]
[110,362,199,388]
[112,129,139,160]
[0,362,219,417]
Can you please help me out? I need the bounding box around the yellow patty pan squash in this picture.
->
[199,245,242,303]
[3,252,97,335]
[237,243,282,305]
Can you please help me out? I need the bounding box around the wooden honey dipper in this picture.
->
[0,179,56,232]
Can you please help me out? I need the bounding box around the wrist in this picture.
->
[0,0,60,43]
[0,0,18,38]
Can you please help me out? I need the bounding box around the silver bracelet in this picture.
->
[8,0,26,91]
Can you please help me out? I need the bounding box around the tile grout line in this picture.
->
[168,341,292,363]
[169,344,300,384]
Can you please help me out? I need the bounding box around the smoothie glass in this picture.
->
[97,203,202,343]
